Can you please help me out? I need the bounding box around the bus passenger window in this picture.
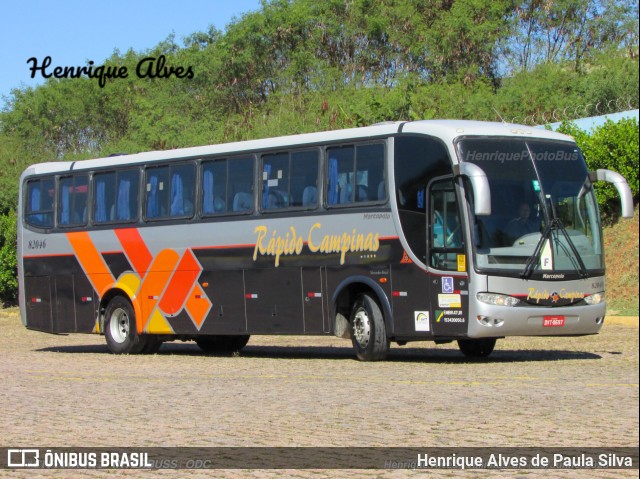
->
[116,170,139,221]
[261,149,318,211]
[229,157,254,213]
[94,170,138,223]
[169,164,195,217]
[59,174,88,227]
[146,167,169,219]
[327,143,384,206]
[356,143,384,202]
[291,150,318,209]
[262,153,289,210]
[202,161,227,215]
[94,173,115,222]
[25,178,54,228]
[327,146,354,205]
[145,164,194,220]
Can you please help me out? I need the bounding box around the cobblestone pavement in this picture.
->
[0,309,637,478]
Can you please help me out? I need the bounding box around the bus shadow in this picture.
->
[239,346,602,363]
[37,344,111,354]
[37,343,603,362]
[388,348,603,363]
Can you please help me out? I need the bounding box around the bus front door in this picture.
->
[427,178,469,339]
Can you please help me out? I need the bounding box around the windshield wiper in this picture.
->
[521,219,554,279]
[554,218,589,278]
[521,217,588,279]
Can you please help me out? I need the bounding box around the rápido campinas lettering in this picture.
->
[527,288,585,303]
[253,223,380,266]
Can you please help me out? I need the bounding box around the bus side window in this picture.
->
[59,174,88,227]
[169,164,195,217]
[94,170,138,223]
[25,177,54,228]
[116,170,139,221]
[261,149,318,210]
[262,153,289,210]
[356,143,384,203]
[327,146,354,205]
[145,164,194,220]
[94,172,116,223]
[202,161,227,215]
[291,150,318,209]
[229,157,254,213]
[145,167,169,219]
[326,143,384,206]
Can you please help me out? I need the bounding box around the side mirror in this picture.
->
[589,169,634,218]
[454,162,491,216]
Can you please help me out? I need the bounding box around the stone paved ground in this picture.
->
[0,309,637,478]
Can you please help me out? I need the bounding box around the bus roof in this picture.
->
[23,120,575,175]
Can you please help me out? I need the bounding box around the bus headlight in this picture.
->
[477,293,521,307]
[584,292,605,305]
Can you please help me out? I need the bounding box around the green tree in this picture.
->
[506,0,639,72]
[557,118,639,221]
[0,211,17,305]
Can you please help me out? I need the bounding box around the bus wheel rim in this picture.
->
[353,308,371,348]
[110,308,129,344]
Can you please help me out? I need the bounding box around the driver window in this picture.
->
[430,179,463,270]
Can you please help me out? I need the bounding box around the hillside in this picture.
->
[604,206,639,315]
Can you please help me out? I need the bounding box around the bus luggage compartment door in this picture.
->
[53,275,75,333]
[301,267,325,334]
[24,276,53,332]
[244,267,304,334]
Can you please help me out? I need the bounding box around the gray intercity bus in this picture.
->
[17,120,633,360]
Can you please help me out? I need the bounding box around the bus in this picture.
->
[17,120,634,360]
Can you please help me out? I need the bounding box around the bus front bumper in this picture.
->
[466,301,606,338]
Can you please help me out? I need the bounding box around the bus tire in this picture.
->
[104,296,145,354]
[350,293,389,361]
[196,335,250,355]
[457,338,496,358]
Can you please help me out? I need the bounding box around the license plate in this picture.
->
[543,315,565,327]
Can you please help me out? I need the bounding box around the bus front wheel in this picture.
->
[457,338,497,358]
[350,293,389,361]
[104,296,147,354]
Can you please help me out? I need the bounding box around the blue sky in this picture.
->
[0,0,262,109]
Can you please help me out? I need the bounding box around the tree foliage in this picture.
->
[0,211,17,305]
[506,0,639,72]
[557,118,639,221]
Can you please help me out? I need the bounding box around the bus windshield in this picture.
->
[458,138,603,276]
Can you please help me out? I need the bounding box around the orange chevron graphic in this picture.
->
[115,228,153,276]
[159,249,200,315]
[66,229,212,334]
[66,231,115,296]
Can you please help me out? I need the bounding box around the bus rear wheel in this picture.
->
[104,296,147,354]
[350,293,389,361]
[196,335,250,355]
[457,338,497,358]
